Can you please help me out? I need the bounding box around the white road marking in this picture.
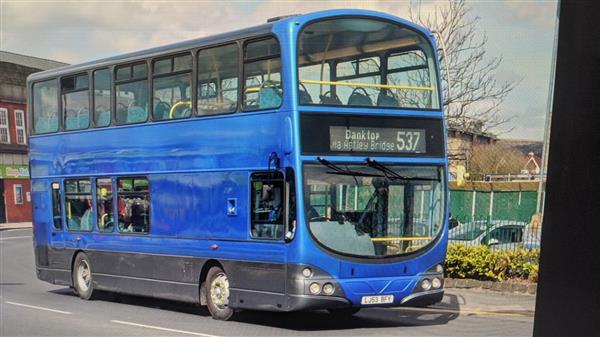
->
[4,301,72,315]
[110,320,221,337]
[391,306,533,317]
[0,236,31,241]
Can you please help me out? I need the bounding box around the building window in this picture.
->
[0,108,10,143]
[14,110,26,144]
[117,177,150,233]
[14,184,23,205]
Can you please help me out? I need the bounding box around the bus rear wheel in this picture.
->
[205,266,235,320]
[72,252,95,300]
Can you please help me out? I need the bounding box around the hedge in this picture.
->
[445,244,540,282]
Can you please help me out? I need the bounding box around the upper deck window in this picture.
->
[243,38,283,111]
[93,69,112,127]
[152,54,192,121]
[198,44,239,115]
[298,18,440,110]
[33,79,59,134]
[62,74,90,131]
[115,62,149,125]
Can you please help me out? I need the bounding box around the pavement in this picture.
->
[0,228,535,336]
[0,221,32,231]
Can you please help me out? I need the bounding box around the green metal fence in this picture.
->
[448,181,541,251]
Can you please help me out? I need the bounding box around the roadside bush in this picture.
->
[445,244,540,282]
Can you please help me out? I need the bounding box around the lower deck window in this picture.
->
[117,177,150,233]
[96,178,114,232]
[250,172,284,239]
[65,179,93,231]
[51,182,62,230]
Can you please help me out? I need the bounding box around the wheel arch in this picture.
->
[199,259,224,305]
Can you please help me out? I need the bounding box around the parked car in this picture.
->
[448,221,527,250]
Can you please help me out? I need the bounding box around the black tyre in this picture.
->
[328,307,361,320]
[205,266,235,320]
[72,252,95,300]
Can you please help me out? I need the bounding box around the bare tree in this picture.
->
[409,0,519,133]
[469,143,527,177]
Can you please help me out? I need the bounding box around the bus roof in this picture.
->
[27,9,432,83]
[27,22,274,82]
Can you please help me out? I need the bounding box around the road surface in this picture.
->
[0,229,535,336]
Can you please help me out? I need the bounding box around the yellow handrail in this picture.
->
[300,79,434,91]
[168,101,192,119]
[371,237,433,242]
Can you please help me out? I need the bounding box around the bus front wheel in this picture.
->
[205,266,235,320]
[72,253,95,300]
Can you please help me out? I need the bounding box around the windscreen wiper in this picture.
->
[366,158,440,181]
[317,157,383,178]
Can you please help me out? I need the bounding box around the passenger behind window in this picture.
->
[117,177,150,233]
[250,173,284,239]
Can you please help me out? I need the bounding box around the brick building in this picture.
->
[0,51,67,223]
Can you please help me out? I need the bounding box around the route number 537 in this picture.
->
[396,131,422,152]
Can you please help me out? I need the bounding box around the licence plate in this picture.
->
[360,295,394,305]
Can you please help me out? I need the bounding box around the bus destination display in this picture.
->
[329,126,426,153]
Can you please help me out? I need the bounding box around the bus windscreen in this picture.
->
[298,18,440,110]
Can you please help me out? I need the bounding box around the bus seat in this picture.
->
[126,106,148,124]
[348,87,373,106]
[377,90,399,107]
[80,210,93,231]
[258,87,282,109]
[319,91,342,105]
[97,110,110,126]
[78,112,90,129]
[298,83,313,104]
[65,115,79,130]
[35,116,58,133]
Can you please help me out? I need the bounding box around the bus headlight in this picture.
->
[302,268,313,278]
[436,264,444,273]
[322,283,334,295]
[421,279,432,291]
[432,277,442,289]
[309,282,321,295]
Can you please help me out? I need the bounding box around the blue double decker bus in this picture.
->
[29,9,448,320]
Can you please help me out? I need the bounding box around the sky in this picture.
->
[0,0,558,141]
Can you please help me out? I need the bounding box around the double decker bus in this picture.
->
[29,9,448,320]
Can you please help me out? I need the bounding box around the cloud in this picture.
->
[500,1,558,30]
[0,1,554,140]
